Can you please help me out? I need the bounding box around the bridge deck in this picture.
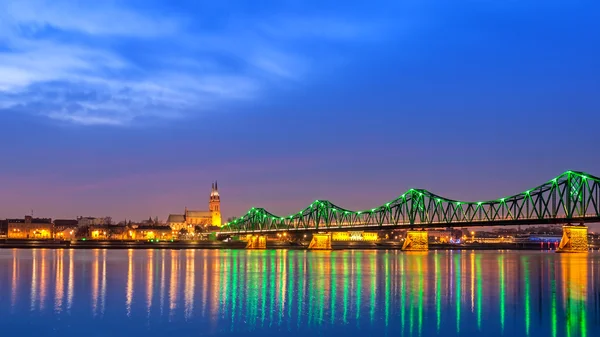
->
[219,216,600,235]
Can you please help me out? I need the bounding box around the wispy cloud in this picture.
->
[0,0,181,38]
[0,0,385,126]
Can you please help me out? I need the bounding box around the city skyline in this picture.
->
[1,0,599,225]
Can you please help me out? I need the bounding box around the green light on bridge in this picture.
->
[224,170,600,231]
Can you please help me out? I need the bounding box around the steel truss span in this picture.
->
[222,171,600,234]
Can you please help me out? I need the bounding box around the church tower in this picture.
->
[209,181,222,227]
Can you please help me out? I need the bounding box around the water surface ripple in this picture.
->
[0,249,598,337]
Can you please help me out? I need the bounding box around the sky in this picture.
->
[0,0,599,226]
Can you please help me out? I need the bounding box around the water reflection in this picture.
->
[0,249,599,337]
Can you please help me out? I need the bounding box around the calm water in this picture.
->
[0,249,599,337]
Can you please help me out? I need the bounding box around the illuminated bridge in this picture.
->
[221,171,600,236]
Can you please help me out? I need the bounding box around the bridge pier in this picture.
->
[402,230,428,251]
[557,225,588,253]
[308,233,332,250]
[245,235,267,249]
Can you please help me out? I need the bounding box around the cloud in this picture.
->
[0,1,386,126]
[0,0,180,38]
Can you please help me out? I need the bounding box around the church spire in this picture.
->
[215,180,218,191]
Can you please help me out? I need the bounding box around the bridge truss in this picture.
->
[222,171,600,234]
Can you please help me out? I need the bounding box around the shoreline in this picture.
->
[1,239,597,251]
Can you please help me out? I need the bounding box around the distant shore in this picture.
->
[1,239,597,251]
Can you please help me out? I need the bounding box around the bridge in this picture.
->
[221,171,600,251]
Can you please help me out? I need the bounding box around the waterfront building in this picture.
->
[167,182,222,232]
[77,216,111,227]
[429,229,456,243]
[53,219,79,240]
[7,216,53,239]
[88,224,127,240]
[129,225,173,241]
[0,219,7,237]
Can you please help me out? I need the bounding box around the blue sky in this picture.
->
[0,0,599,227]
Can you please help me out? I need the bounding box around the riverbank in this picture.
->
[1,239,598,250]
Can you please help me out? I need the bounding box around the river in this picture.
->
[0,249,598,336]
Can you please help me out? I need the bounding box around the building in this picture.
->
[0,220,7,237]
[130,225,173,241]
[88,224,128,240]
[54,219,79,240]
[7,216,53,239]
[77,216,111,227]
[167,182,222,232]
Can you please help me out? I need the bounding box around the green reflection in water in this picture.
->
[499,254,505,333]
[270,253,275,326]
[298,254,305,329]
[249,255,257,327]
[435,252,441,333]
[331,253,336,324]
[410,255,415,336]
[370,253,376,324]
[288,253,293,320]
[385,253,390,327]
[356,252,362,323]
[523,256,530,336]
[551,270,557,337]
[261,254,267,327]
[581,299,587,337]
[278,252,283,326]
[455,253,461,334]
[343,257,349,325]
[476,254,482,331]
[418,255,424,337]
[319,256,325,325]
[231,252,238,328]
[307,255,313,327]
[401,254,406,334]
[222,253,229,318]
